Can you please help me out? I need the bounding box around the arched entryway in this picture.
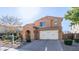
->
[26,30,31,42]
[22,24,38,42]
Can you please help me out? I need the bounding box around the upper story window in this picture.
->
[54,18,58,25]
[40,22,45,27]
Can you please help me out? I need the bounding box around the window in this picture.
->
[54,18,58,25]
[40,22,45,27]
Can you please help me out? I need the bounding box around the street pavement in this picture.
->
[17,40,63,51]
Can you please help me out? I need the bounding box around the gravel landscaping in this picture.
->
[0,40,21,49]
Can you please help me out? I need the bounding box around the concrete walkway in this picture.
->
[17,40,63,51]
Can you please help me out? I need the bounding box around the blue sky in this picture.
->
[0,7,70,32]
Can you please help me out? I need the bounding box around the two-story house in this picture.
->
[21,16,63,42]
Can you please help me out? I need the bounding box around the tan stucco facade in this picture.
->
[21,24,36,41]
[21,16,63,42]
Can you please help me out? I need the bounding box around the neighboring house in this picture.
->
[21,16,63,42]
[0,24,23,33]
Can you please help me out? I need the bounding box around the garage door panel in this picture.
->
[40,30,58,40]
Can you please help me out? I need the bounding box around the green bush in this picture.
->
[14,36,18,40]
[2,35,8,39]
[8,35,18,41]
[74,39,79,43]
[64,39,73,45]
[1,33,19,42]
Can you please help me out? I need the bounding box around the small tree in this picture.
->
[64,7,79,39]
[0,16,22,25]
[0,16,22,33]
[0,16,22,45]
[64,7,79,24]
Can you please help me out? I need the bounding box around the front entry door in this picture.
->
[26,30,31,42]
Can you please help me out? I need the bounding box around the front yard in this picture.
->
[0,36,79,51]
[0,39,21,48]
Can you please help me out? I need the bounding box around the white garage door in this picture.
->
[40,30,58,40]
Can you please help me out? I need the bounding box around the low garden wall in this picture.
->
[63,33,79,39]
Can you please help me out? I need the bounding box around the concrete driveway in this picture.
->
[17,40,63,51]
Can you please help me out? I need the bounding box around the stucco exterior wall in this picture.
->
[22,24,36,41]
[21,16,63,42]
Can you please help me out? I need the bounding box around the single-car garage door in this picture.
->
[40,30,58,40]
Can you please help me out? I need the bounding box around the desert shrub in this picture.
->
[64,39,73,45]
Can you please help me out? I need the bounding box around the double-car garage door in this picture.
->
[40,30,59,40]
